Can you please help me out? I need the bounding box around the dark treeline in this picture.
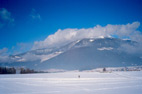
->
[20,68,37,74]
[0,67,16,74]
[0,67,39,74]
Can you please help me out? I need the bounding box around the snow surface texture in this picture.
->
[0,71,142,94]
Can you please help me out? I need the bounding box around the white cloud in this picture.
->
[0,8,14,28]
[32,22,141,50]
[30,9,41,20]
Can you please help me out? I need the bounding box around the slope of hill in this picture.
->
[0,37,142,70]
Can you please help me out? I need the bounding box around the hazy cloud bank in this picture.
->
[33,22,141,50]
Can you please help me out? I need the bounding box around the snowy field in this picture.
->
[0,71,142,94]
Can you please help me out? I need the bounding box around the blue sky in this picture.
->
[0,0,142,54]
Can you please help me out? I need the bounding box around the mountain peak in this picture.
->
[0,37,141,70]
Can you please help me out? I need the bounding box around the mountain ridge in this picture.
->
[0,37,142,70]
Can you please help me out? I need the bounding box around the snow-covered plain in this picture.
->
[0,71,142,94]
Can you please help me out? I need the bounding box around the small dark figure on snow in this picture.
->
[103,68,106,72]
[78,75,80,78]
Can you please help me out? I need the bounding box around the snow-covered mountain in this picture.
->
[1,37,142,70]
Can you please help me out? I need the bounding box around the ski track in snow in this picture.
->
[0,71,142,94]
